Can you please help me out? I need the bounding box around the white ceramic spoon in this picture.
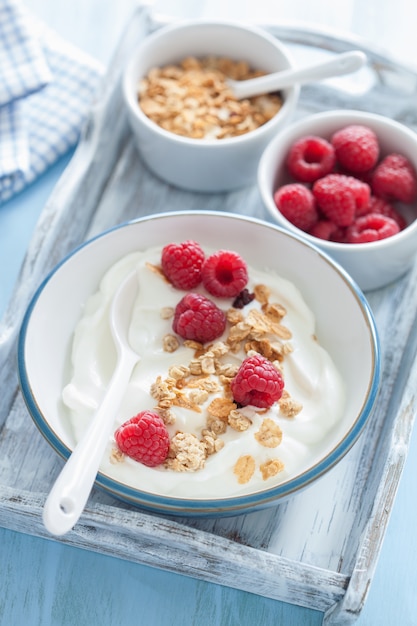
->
[227,50,367,100]
[43,270,140,536]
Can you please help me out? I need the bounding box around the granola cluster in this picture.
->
[145,281,303,484]
[138,56,283,140]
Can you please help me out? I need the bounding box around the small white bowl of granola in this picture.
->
[18,211,380,519]
[122,20,299,192]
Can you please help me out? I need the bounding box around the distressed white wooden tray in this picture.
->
[1,5,417,623]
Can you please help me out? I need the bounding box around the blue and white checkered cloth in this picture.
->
[0,0,103,203]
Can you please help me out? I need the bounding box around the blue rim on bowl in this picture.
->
[17,211,381,517]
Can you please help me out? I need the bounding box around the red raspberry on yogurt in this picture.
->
[201,250,248,298]
[231,354,285,409]
[173,292,226,343]
[114,410,170,467]
[161,240,205,290]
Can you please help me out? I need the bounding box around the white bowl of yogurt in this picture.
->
[18,211,380,517]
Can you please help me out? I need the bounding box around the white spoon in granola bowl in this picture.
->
[43,270,140,536]
[227,50,366,100]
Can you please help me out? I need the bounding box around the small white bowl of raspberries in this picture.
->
[258,109,417,291]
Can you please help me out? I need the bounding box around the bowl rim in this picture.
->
[122,19,299,148]
[258,109,417,250]
[18,211,381,515]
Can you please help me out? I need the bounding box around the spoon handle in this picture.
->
[231,50,367,100]
[43,352,138,536]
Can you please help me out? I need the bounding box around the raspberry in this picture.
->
[367,196,407,230]
[346,213,400,243]
[372,153,417,203]
[230,354,285,409]
[273,183,318,232]
[312,173,370,227]
[201,250,248,298]
[331,124,379,173]
[161,240,205,290]
[286,135,336,183]
[114,410,170,467]
[309,219,346,242]
[173,293,226,343]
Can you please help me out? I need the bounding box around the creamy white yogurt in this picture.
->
[62,245,345,499]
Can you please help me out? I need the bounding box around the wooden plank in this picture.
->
[0,484,348,612]
[323,311,417,624]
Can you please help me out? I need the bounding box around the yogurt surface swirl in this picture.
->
[62,245,345,499]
